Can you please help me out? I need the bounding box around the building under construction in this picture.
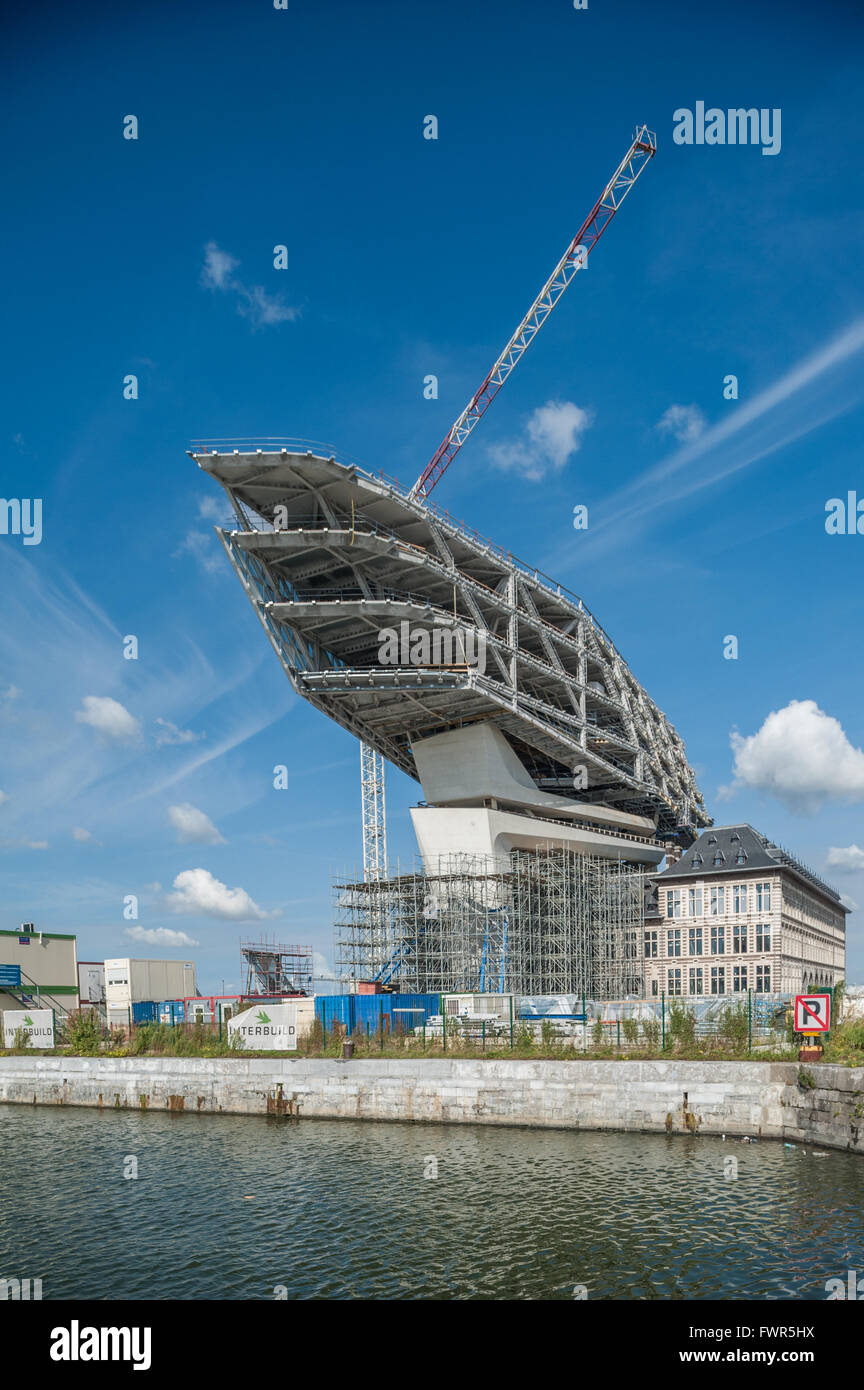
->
[196,127,710,1004]
[334,849,644,999]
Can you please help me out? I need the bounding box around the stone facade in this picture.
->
[645,825,846,1001]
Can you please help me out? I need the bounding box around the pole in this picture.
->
[509,993,514,1050]
[661,991,666,1050]
[747,988,752,1053]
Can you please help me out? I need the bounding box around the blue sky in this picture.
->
[2,0,864,990]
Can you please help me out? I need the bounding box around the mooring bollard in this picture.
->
[342,1040,354,1060]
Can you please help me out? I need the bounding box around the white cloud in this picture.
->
[722,699,864,813]
[200,242,239,291]
[827,844,864,872]
[0,790,7,807]
[75,695,141,742]
[1,685,19,701]
[489,400,593,481]
[163,867,274,920]
[126,925,200,948]
[167,803,225,845]
[200,240,298,330]
[72,827,92,842]
[155,717,205,747]
[656,403,706,444]
[175,529,225,576]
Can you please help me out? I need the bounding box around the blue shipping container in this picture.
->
[158,1000,186,1025]
[131,1001,159,1024]
[315,993,440,1035]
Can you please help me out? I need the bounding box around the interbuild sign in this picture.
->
[228,1003,297,1051]
[3,1008,55,1048]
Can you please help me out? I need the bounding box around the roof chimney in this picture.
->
[664,842,683,867]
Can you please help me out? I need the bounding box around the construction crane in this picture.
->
[360,124,656,887]
[410,124,656,500]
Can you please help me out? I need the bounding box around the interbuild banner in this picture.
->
[227,1003,297,1051]
[3,1008,55,1048]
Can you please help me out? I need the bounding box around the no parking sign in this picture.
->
[794,994,831,1033]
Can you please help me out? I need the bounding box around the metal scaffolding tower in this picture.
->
[334,849,644,998]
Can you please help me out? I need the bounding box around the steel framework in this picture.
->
[360,741,387,881]
[410,125,656,500]
[334,849,644,998]
[241,938,315,996]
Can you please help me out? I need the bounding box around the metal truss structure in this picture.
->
[360,740,387,881]
[193,447,709,839]
[410,125,656,501]
[333,849,645,999]
[241,938,315,996]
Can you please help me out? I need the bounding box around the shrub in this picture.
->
[641,1018,660,1049]
[719,1002,749,1052]
[622,1017,640,1046]
[668,999,696,1051]
[64,1009,106,1055]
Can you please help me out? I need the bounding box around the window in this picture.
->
[733,965,748,993]
[688,927,703,956]
[736,850,747,865]
[711,966,726,996]
[710,886,725,915]
[755,924,771,952]
[755,964,771,993]
[756,882,771,912]
[713,851,725,867]
[688,887,703,917]
[691,853,703,868]
[732,884,748,913]
[688,967,703,996]
[711,925,725,954]
[667,889,682,919]
[651,978,659,997]
[644,930,658,959]
[667,929,681,958]
[667,968,682,996]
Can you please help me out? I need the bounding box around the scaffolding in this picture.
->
[334,849,644,998]
[241,938,315,996]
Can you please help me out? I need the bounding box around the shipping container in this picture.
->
[105,958,197,1010]
[315,993,439,1035]
[158,1000,186,1025]
[131,1000,159,1025]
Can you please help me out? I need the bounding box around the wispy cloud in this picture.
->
[154,717,205,747]
[200,240,299,330]
[656,403,706,444]
[561,316,864,561]
[126,925,200,948]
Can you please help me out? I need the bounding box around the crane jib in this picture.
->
[410,126,656,501]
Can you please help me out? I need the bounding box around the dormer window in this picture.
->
[707,835,717,845]
[691,853,703,868]
[713,851,725,866]
[736,851,747,865]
